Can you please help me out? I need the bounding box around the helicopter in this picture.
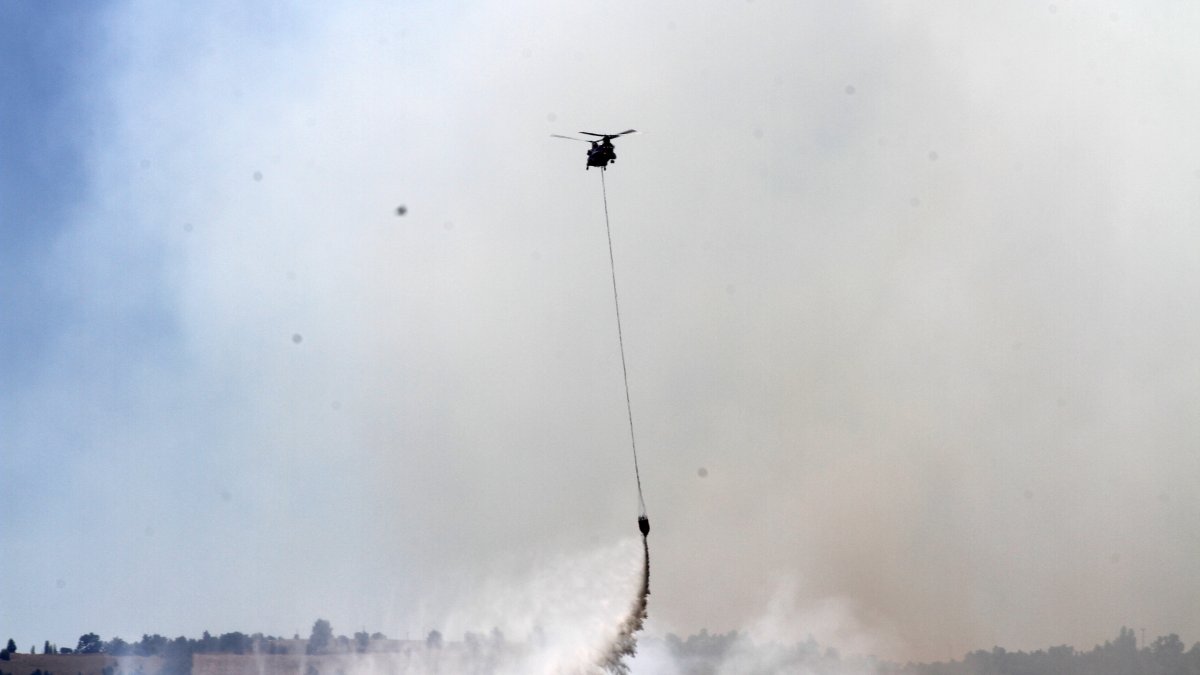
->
[551,129,638,170]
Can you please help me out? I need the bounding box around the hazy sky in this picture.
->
[5,0,1200,663]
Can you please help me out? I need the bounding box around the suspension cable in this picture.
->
[600,170,647,517]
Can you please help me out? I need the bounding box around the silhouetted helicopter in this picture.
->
[551,129,638,170]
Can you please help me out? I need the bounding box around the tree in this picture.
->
[463,632,481,656]
[425,631,442,650]
[42,642,51,656]
[353,632,370,653]
[217,633,248,655]
[306,620,332,656]
[106,637,130,656]
[136,634,167,657]
[77,634,103,654]
[162,637,193,675]
[196,632,216,654]
[1152,634,1186,675]
[3,641,13,655]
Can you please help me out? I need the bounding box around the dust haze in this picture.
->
[5,0,1200,664]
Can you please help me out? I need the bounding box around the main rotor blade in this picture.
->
[580,129,639,138]
[550,134,589,143]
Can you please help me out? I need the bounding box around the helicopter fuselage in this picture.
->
[586,142,616,170]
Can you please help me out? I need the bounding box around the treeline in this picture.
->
[645,629,871,674]
[1,633,293,658]
[896,627,1200,675]
[0,619,400,667]
[9,624,1200,675]
[3,621,393,660]
[653,626,1200,675]
[0,620,396,675]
